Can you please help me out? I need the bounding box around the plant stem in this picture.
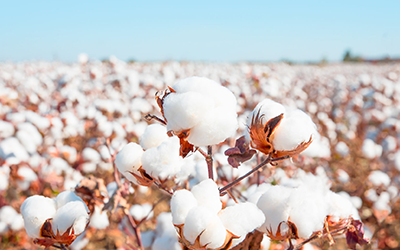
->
[206,146,213,179]
[127,214,143,250]
[219,154,271,195]
[144,114,167,125]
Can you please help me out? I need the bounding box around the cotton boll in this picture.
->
[81,162,97,173]
[152,235,182,250]
[0,137,29,162]
[336,141,350,157]
[60,146,77,163]
[56,191,89,212]
[115,142,143,183]
[273,109,316,151]
[0,206,19,226]
[10,214,24,231]
[141,230,155,249]
[249,99,286,125]
[199,215,226,249]
[368,170,390,187]
[191,179,222,214]
[327,191,356,221]
[245,183,272,204]
[20,195,57,238]
[219,202,265,247]
[89,206,109,229]
[17,166,38,191]
[142,136,183,180]
[129,203,154,222]
[0,120,15,138]
[336,169,350,184]
[140,124,169,150]
[98,145,111,161]
[257,186,292,235]
[82,147,101,162]
[70,232,89,250]
[170,190,198,225]
[183,206,220,246]
[362,139,382,159]
[365,189,378,202]
[0,222,7,234]
[52,201,89,236]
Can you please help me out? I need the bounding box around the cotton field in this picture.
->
[0,56,400,250]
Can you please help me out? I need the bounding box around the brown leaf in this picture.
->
[225,136,257,168]
[346,219,370,249]
[271,136,313,160]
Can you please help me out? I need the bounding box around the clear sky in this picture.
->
[1,0,399,63]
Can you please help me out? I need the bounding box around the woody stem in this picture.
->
[219,154,271,195]
[206,146,213,179]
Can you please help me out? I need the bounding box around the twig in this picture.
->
[127,214,143,250]
[105,138,122,188]
[144,114,167,125]
[219,154,271,195]
[154,181,173,195]
[206,146,213,179]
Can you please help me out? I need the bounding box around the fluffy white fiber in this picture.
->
[52,201,89,235]
[190,179,222,214]
[139,123,169,150]
[115,142,143,184]
[170,190,198,225]
[163,77,238,146]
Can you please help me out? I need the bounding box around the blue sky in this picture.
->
[1,0,399,62]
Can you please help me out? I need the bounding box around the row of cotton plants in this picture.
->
[0,56,399,249]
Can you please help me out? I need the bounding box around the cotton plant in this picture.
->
[20,191,90,248]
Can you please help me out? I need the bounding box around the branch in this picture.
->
[144,114,167,125]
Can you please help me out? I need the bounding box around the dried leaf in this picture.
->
[249,112,283,155]
[225,136,257,168]
[346,219,370,249]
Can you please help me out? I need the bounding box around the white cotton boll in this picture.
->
[78,53,89,64]
[56,191,89,212]
[139,124,169,150]
[10,214,24,231]
[327,192,355,220]
[183,206,219,245]
[17,166,38,191]
[170,189,198,225]
[337,169,350,183]
[16,129,38,154]
[81,162,97,173]
[219,202,265,244]
[142,136,182,180]
[89,206,109,229]
[199,215,226,249]
[0,120,15,138]
[82,147,101,162]
[70,232,89,250]
[188,106,238,146]
[0,206,19,226]
[365,189,378,202]
[106,182,118,198]
[273,109,316,151]
[382,136,397,152]
[20,195,57,239]
[302,133,331,158]
[141,231,155,249]
[248,99,286,125]
[60,146,77,163]
[129,203,154,222]
[0,137,29,162]
[388,186,398,200]
[362,139,382,159]
[152,236,182,250]
[98,145,111,161]
[257,186,292,235]
[336,141,350,157]
[164,92,213,132]
[115,142,143,183]
[52,201,89,236]
[245,183,272,204]
[191,179,222,214]
[368,170,390,187]
[374,192,391,212]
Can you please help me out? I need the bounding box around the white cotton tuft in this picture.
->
[17,166,38,191]
[10,214,24,231]
[362,139,382,159]
[337,169,350,183]
[170,189,198,225]
[163,77,238,146]
[199,214,226,249]
[129,203,154,222]
[368,170,390,187]
[272,109,316,151]
[248,99,286,126]
[140,124,169,150]
[82,147,101,162]
[89,206,109,229]
[257,186,292,235]
[219,202,265,238]
[114,142,143,183]
[55,191,89,212]
[0,206,19,226]
[190,179,222,214]
[336,141,350,157]
[20,195,57,238]
[52,201,89,236]
[141,136,183,180]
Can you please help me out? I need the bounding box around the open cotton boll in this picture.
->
[257,185,292,235]
[129,203,154,222]
[0,221,7,234]
[56,191,89,212]
[272,109,316,151]
[362,139,382,159]
[10,214,24,231]
[17,166,38,191]
[0,137,29,162]
[142,136,182,180]
[219,202,265,247]
[82,147,101,162]
[0,206,19,226]
[0,120,15,138]
[20,195,57,239]
[89,206,109,229]
[171,189,198,225]
[368,170,390,187]
[163,92,214,132]
[152,234,182,250]
[191,179,222,214]
[139,123,169,150]
[115,142,143,183]
[52,201,89,236]
[183,206,224,247]
[199,215,227,249]
[248,99,286,126]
